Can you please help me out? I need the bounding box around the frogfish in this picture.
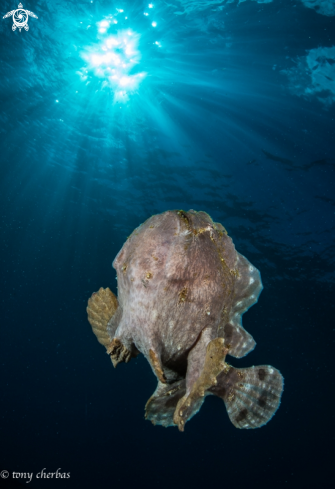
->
[87,210,283,431]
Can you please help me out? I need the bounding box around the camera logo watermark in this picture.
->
[1,468,70,483]
[3,3,38,32]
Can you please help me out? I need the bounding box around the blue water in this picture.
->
[0,1,334,488]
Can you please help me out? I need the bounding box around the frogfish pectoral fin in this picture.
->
[87,287,118,348]
[173,337,229,431]
[87,287,139,367]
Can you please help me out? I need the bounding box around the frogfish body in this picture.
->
[87,210,283,431]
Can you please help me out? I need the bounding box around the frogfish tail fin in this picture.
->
[210,364,284,428]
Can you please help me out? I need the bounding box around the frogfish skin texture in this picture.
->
[87,210,284,431]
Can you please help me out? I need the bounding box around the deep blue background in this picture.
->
[0,1,334,488]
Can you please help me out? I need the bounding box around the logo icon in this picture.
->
[3,3,38,32]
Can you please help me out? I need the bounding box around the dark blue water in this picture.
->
[0,1,334,488]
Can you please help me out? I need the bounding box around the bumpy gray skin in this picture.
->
[100,210,283,430]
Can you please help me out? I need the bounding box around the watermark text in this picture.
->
[1,468,70,483]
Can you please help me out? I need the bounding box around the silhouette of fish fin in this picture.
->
[219,252,262,358]
[220,321,256,358]
[145,380,187,427]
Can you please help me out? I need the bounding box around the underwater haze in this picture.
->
[0,0,334,488]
